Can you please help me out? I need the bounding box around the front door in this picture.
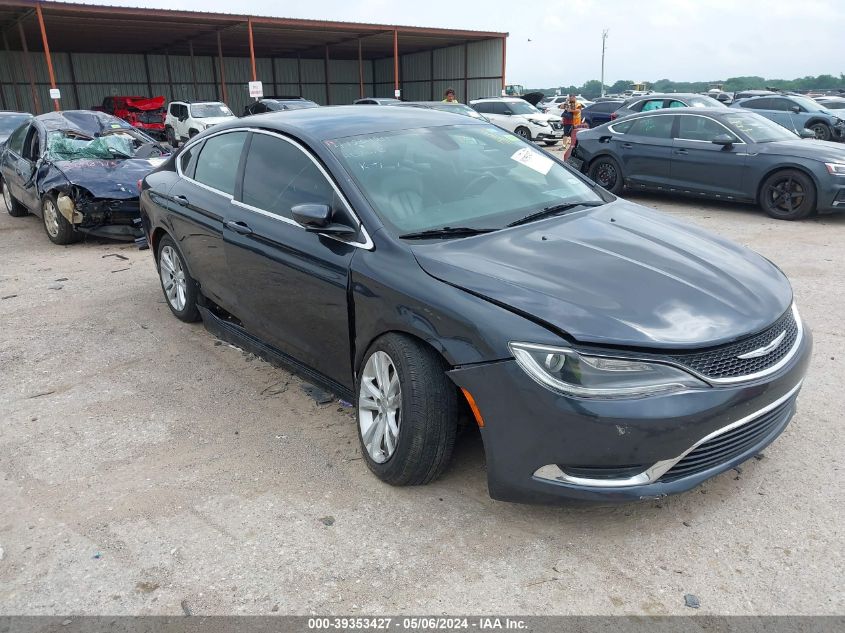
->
[617,113,675,186]
[222,130,360,389]
[670,115,747,198]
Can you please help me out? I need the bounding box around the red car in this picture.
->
[92,96,166,138]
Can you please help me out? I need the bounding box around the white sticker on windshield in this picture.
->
[510,148,553,175]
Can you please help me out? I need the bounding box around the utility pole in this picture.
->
[600,29,609,97]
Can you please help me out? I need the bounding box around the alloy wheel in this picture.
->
[159,245,187,311]
[43,199,60,237]
[516,127,530,140]
[766,177,805,213]
[2,182,12,212]
[596,162,618,189]
[358,351,402,463]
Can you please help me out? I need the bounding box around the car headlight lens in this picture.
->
[825,162,845,176]
[509,342,707,399]
[528,118,549,127]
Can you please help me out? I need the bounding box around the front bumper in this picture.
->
[447,324,812,504]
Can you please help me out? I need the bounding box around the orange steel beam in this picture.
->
[392,28,398,95]
[217,30,227,104]
[35,3,59,111]
[247,17,256,81]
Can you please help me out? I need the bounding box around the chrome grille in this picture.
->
[666,307,798,380]
[658,396,794,482]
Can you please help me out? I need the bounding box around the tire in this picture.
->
[810,123,831,141]
[188,129,199,139]
[759,169,816,220]
[156,235,200,322]
[543,140,559,146]
[165,126,178,148]
[514,126,531,141]
[356,334,458,486]
[41,193,80,245]
[589,156,624,195]
[2,178,27,217]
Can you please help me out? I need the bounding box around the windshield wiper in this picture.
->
[506,201,605,228]
[399,226,496,240]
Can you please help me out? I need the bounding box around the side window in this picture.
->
[241,133,335,219]
[768,99,791,112]
[628,115,674,139]
[178,142,200,178]
[609,119,634,134]
[640,99,665,112]
[677,116,734,141]
[494,102,512,115]
[667,100,686,109]
[23,126,40,161]
[473,103,492,114]
[192,131,247,196]
[742,98,770,110]
[7,123,29,155]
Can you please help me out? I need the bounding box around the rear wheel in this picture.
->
[357,334,457,486]
[810,123,831,141]
[157,235,200,322]
[543,140,559,146]
[589,156,624,195]
[2,179,27,217]
[41,194,80,245]
[759,169,816,220]
[165,126,178,148]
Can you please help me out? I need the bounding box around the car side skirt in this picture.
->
[197,303,355,403]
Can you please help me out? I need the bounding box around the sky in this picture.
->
[64,0,842,87]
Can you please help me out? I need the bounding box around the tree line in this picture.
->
[528,74,845,100]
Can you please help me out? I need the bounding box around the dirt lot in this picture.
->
[0,195,842,616]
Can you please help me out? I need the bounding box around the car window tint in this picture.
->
[193,131,247,195]
[179,142,200,178]
[6,123,29,155]
[241,133,334,218]
[768,99,792,112]
[640,99,665,112]
[597,102,621,112]
[678,116,733,141]
[741,98,770,110]
[628,115,674,138]
[609,120,634,133]
[667,100,686,108]
[472,102,491,114]
[23,126,40,160]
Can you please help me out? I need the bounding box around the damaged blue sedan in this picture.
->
[0,110,169,244]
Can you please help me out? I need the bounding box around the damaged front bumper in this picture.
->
[56,189,143,241]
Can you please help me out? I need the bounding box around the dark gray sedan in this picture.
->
[571,108,845,220]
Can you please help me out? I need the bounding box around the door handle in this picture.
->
[622,143,633,149]
[225,220,253,235]
[674,149,689,155]
[173,194,189,206]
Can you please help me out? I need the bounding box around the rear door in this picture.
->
[617,114,675,186]
[166,130,248,312]
[222,130,361,389]
[669,114,747,197]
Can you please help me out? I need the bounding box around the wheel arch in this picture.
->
[755,164,820,205]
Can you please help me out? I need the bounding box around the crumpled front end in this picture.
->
[54,185,142,240]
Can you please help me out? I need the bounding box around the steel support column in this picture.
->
[297,55,302,98]
[217,30,227,104]
[501,36,507,94]
[189,40,198,100]
[463,42,468,103]
[17,22,38,114]
[358,38,363,99]
[164,49,174,101]
[142,53,153,96]
[67,51,79,108]
[393,29,399,98]
[35,3,58,111]
[324,45,330,105]
[247,18,257,82]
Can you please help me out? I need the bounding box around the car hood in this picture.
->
[52,156,168,199]
[757,138,845,162]
[198,116,237,126]
[411,201,793,349]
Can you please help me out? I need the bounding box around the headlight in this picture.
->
[825,162,845,176]
[509,342,707,399]
[528,118,549,127]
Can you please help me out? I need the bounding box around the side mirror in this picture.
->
[799,128,816,139]
[502,110,513,116]
[790,106,800,114]
[291,203,356,236]
[711,133,736,146]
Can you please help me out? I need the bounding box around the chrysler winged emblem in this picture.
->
[737,331,786,359]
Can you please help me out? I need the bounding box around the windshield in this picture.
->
[722,112,798,143]
[190,103,233,118]
[0,114,31,135]
[47,128,160,161]
[508,101,541,115]
[688,95,725,108]
[327,124,603,236]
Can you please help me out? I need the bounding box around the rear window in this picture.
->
[192,131,247,195]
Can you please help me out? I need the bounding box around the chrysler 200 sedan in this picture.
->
[139,107,811,504]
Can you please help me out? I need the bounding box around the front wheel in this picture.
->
[41,194,80,245]
[759,169,816,220]
[543,140,559,146]
[589,156,624,195]
[165,126,178,148]
[157,235,200,322]
[357,334,457,486]
[514,126,531,141]
[810,123,831,141]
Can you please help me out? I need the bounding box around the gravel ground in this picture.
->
[0,195,842,616]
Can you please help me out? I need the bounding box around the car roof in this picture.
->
[471,97,525,103]
[35,110,130,133]
[216,105,486,140]
[616,107,735,120]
